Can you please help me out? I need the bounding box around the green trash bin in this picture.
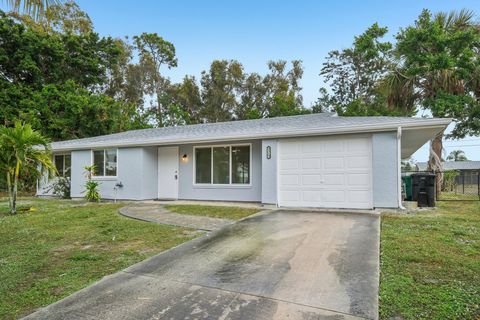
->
[402,175,413,201]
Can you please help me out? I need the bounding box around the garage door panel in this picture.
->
[280,190,300,201]
[346,156,370,169]
[347,173,370,186]
[324,140,344,152]
[279,174,300,186]
[348,190,372,203]
[324,157,344,169]
[278,135,372,209]
[280,159,299,170]
[324,173,344,186]
[322,190,346,203]
[302,174,322,185]
[301,159,320,169]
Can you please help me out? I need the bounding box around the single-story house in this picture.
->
[416,161,480,185]
[37,113,450,209]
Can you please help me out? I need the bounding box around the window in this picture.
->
[54,154,71,177]
[194,145,251,185]
[92,149,117,177]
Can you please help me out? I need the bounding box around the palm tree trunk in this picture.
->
[11,160,20,214]
[6,172,14,214]
[429,131,444,197]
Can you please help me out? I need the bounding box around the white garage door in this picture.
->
[278,135,373,209]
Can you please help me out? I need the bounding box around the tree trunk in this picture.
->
[428,130,444,198]
[156,84,163,127]
[11,161,20,214]
[6,172,14,214]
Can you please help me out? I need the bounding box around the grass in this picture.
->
[0,197,199,320]
[380,201,480,320]
[164,204,261,220]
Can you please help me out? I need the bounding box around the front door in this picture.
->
[158,146,179,199]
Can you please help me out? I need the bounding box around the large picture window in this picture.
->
[92,149,117,177]
[54,154,71,177]
[194,145,250,185]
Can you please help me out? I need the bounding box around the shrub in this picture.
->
[83,165,101,202]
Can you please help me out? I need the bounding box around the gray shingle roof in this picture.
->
[51,113,451,151]
[416,161,480,171]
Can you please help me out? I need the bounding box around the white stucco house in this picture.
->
[37,113,451,209]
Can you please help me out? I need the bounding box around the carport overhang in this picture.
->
[400,122,452,159]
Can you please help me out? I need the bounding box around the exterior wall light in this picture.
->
[266,146,272,159]
[182,154,188,162]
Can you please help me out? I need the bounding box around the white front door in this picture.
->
[158,146,179,199]
[278,135,373,209]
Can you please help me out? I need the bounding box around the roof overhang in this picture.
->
[51,118,452,152]
[401,123,450,159]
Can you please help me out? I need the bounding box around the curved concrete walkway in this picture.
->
[119,204,233,231]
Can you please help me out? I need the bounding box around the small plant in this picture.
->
[52,176,71,199]
[83,165,101,202]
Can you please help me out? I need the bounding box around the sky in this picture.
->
[4,0,480,161]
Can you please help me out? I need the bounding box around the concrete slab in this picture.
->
[24,210,380,320]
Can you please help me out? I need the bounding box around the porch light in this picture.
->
[182,154,188,162]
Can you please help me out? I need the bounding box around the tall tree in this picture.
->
[446,150,468,161]
[383,9,480,171]
[133,32,177,127]
[9,0,92,34]
[0,121,55,214]
[1,0,60,20]
[319,23,395,115]
[200,60,244,122]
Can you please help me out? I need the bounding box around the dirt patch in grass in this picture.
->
[380,201,480,320]
[164,204,262,220]
[0,197,198,319]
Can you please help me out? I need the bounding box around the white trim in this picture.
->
[192,143,252,187]
[90,148,118,179]
[51,119,452,152]
[397,127,405,209]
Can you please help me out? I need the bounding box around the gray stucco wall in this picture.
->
[70,147,157,200]
[372,131,399,208]
[178,140,262,202]
[261,139,278,204]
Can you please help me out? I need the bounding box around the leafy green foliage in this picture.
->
[0,11,148,140]
[51,176,70,199]
[319,23,397,115]
[0,121,55,214]
[83,165,100,202]
[447,150,468,162]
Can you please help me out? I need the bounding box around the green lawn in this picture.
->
[164,204,262,220]
[0,198,199,320]
[380,201,480,320]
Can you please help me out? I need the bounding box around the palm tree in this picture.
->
[446,150,468,162]
[0,122,55,214]
[382,9,479,169]
[1,0,61,20]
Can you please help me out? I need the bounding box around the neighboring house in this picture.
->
[37,113,450,209]
[416,161,480,185]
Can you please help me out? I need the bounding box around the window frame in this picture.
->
[90,148,118,179]
[193,143,252,187]
[53,153,71,178]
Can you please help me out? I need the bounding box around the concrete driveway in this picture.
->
[25,210,380,320]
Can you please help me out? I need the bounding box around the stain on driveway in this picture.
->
[24,210,380,320]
